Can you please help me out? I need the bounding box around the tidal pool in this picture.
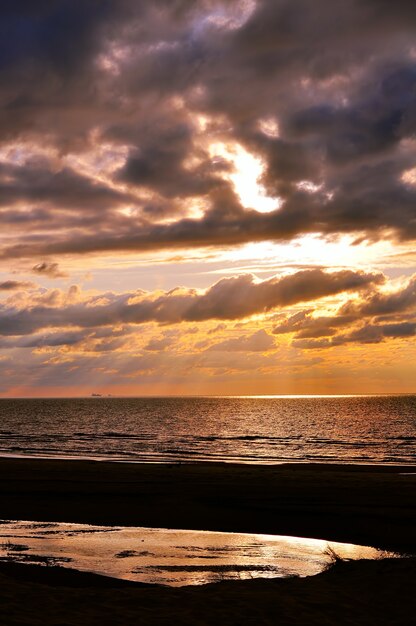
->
[0,520,396,586]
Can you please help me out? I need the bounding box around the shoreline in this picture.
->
[2,450,416,467]
[0,457,415,553]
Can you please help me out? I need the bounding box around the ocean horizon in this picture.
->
[1,395,415,465]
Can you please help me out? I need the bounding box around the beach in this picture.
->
[0,458,415,624]
[0,458,415,552]
[0,557,415,625]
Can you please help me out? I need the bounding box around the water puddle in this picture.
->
[0,520,396,586]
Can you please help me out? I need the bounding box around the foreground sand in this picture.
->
[0,557,415,625]
[0,458,415,624]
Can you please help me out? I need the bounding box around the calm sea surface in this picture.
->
[0,396,415,465]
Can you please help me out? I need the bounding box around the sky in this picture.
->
[0,0,415,396]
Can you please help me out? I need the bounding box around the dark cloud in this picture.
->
[206,329,275,352]
[0,269,381,336]
[273,310,355,338]
[382,321,416,338]
[0,324,136,350]
[293,320,416,349]
[144,336,174,351]
[0,1,415,263]
[0,0,131,144]
[117,121,227,199]
[0,160,132,210]
[287,64,416,164]
[31,261,68,279]
[208,323,227,335]
[278,274,416,349]
[0,280,35,290]
[186,269,383,321]
[340,275,416,316]
[0,329,89,349]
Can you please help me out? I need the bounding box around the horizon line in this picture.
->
[0,392,415,400]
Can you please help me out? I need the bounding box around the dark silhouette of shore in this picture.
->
[0,458,415,624]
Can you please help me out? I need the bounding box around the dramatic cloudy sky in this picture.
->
[1,0,415,396]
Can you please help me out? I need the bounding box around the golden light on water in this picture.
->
[0,520,395,587]
[220,394,376,399]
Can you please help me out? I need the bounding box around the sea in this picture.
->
[0,395,415,465]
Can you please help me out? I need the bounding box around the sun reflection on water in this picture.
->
[0,521,397,587]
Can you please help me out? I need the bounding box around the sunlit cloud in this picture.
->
[258,117,280,139]
[209,141,280,213]
[401,167,416,186]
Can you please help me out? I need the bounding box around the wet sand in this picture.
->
[0,458,415,624]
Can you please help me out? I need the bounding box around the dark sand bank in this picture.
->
[0,459,415,624]
[0,557,415,625]
[0,459,415,552]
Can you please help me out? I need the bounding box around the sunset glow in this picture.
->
[0,0,415,397]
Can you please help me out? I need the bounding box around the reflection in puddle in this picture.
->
[0,520,396,586]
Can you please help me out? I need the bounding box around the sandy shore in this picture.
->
[0,557,415,625]
[0,458,415,624]
[0,458,415,552]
